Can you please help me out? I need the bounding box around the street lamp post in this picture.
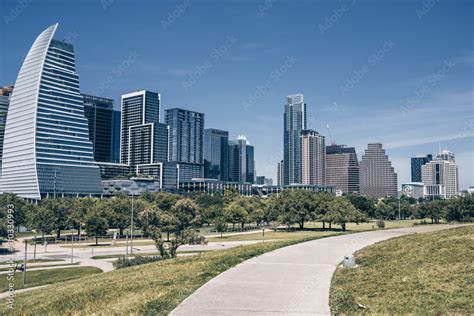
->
[130,194,134,254]
[23,240,27,286]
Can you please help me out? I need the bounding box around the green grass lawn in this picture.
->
[0,266,102,292]
[207,230,340,242]
[0,235,332,315]
[91,249,211,260]
[0,262,79,272]
[330,225,474,314]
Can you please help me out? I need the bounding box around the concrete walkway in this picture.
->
[171,225,463,315]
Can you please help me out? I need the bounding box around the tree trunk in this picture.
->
[329,222,332,229]
[166,232,170,241]
[56,229,61,238]
[341,223,346,232]
[241,222,245,230]
[232,223,235,230]
[322,221,326,230]
[95,235,98,246]
[299,220,304,229]
[220,231,223,238]
[119,227,124,236]
[77,226,81,237]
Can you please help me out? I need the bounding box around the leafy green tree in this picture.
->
[346,194,377,218]
[39,198,71,238]
[272,190,314,229]
[324,197,367,231]
[445,194,474,222]
[213,216,228,238]
[84,208,109,245]
[141,198,206,258]
[224,198,249,230]
[248,196,266,227]
[223,188,239,204]
[69,197,96,236]
[313,192,335,229]
[0,193,28,236]
[153,192,181,211]
[27,204,55,241]
[192,193,224,225]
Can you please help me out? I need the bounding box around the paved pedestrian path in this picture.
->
[171,225,463,315]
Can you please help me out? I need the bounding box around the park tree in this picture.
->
[248,196,266,227]
[324,197,367,231]
[445,194,474,222]
[212,216,228,238]
[140,198,206,258]
[39,198,71,238]
[69,197,96,236]
[0,193,28,236]
[84,208,109,245]
[224,198,249,230]
[272,190,314,229]
[223,187,239,204]
[27,204,55,242]
[103,194,145,236]
[346,194,377,218]
[153,192,181,211]
[191,193,224,226]
[313,192,334,229]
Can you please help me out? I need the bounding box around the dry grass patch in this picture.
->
[330,225,474,314]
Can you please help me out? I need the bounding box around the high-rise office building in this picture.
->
[229,135,255,183]
[82,94,116,162]
[411,154,432,182]
[359,143,398,198]
[422,150,459,198]
[326,144,359,194]
[1,24,102,199]
[111,110,121,162]
[0,86,13,180]
[165,108,204,165]
[277,160,284,186]
[203,128,229,181]
[300,130,325,186]
[283,94,306,185]
[120,90,167,170]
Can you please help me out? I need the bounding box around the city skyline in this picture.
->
[1,0,473,189]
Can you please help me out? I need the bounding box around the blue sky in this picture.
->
[1,0,473,189]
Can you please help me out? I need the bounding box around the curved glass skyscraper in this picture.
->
[0,23,102,199]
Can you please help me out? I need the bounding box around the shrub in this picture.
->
[113,255,162,269]
[376,219,385,229]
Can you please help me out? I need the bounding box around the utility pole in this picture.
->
[130,195,134,254]
[398,197,401,220]
[125,232,129,259]
[23,241,27,286]
[71,235,74,264]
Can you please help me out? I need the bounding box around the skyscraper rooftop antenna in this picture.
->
[326,124,335,145]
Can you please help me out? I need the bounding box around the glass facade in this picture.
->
[203,128,229,181]
[82,93,115,162]
[1,24,102,199]
[165,108,204,165]
[120,90,162,169]
[228,136,255,184]
[284,94,306,185]
[411,154,432,182]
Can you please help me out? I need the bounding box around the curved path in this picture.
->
[171,225,462,315]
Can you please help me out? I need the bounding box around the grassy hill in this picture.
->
[330,225,474,314]
[0,235,331,315]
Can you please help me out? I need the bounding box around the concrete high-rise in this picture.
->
[82,94,117,162]
[300,130,325,186]
[165,108,204,179]
[283,94,306,185]
[422,150,459,198]
[411,154,432,182]
[326,144,359,194]
[229,135,255,183]
[277,160,284,186]
[359,143,398,198]
[203,128,229,181]
[0,24,102,199]
[120,90,168,170]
